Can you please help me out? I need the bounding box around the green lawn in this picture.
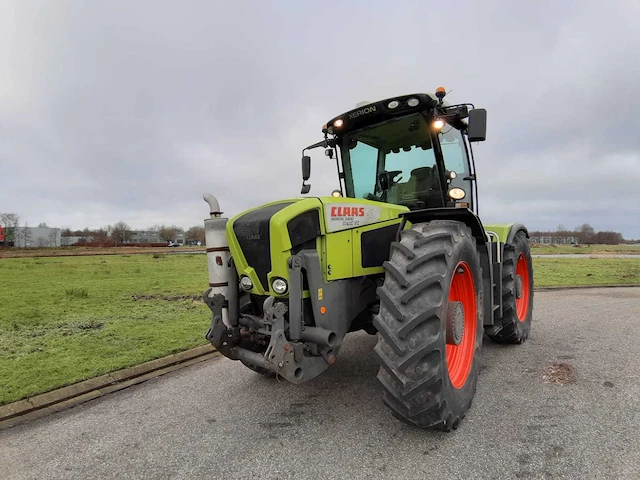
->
[532,257,640,287]
[1,254,639,405]
[531,244,640,255]
[0,254,209,404]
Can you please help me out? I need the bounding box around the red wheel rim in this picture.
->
[446,262,477,389]
[515,253,530,322]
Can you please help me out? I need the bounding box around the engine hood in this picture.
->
[226,197,408,294]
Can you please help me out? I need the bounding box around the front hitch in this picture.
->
[204,291,337,383]
[203,251,366,383]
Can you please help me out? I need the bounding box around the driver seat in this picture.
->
[410,167,437,192]
[410,167,443,207]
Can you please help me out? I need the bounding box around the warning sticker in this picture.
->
[325,204,382,232]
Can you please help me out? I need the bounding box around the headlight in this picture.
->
[448,187,466,200]
[272,278,288,294]
[331,189,342,197]
[387,100,399,109]
[433,118,445,129]
[333,119,344,128]
[407,98,419,107]
[240,276,253,291]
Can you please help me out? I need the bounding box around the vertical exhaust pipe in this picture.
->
[203,193,237,327]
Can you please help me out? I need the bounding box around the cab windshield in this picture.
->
[340,113,445,209]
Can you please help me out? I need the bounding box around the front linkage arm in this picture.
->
[203,251,346,383]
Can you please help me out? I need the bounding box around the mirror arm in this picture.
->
[303,135,336,153]
[299,135,336,195]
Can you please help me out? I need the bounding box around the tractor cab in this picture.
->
[301,90,487,215]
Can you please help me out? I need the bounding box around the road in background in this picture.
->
[2,288,639,479]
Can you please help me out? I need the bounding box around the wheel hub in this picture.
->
[446,301,465,346]
[515,275,523,299]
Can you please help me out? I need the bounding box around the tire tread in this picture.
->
[488,230,533,344]
[375,220,482,431]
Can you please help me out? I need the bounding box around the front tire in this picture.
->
[374,220,484,431]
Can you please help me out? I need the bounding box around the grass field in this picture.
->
[533,257,640,287]
[530,244,640,255]
[1,254,639,405]
[0,245,204,259]
[0,254,209,404]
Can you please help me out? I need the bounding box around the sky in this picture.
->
[1,0,639,238]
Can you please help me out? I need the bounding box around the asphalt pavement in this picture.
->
[1,288,639,480]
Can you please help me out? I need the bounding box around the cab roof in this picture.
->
[324,92,454,136]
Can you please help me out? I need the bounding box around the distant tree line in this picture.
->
[185,226,205,244]
[3,213,208,248]
[530,224,626,245]
[60,222,206,245]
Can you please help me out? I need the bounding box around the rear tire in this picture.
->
[488,230,533,344]
[374,220,484,431]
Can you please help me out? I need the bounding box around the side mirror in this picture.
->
[301,155,311,194]
[468,109,487,142]
[302,155,311,181]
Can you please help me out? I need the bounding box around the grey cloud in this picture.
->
[1,0,639,238]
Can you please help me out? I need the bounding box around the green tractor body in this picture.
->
[203,90,534,430]
[227,197,408,294]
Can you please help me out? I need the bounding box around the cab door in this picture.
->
[438,123,474,211]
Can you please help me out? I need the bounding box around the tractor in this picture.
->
[202,88,533,431]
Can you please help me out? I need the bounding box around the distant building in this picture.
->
[13,227,61,248]
[128,230,163,244]
[529,235,578,245]
[61,235,92,246]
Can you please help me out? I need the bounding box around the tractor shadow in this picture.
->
[238,332,449,442]
[237,332,532,440]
